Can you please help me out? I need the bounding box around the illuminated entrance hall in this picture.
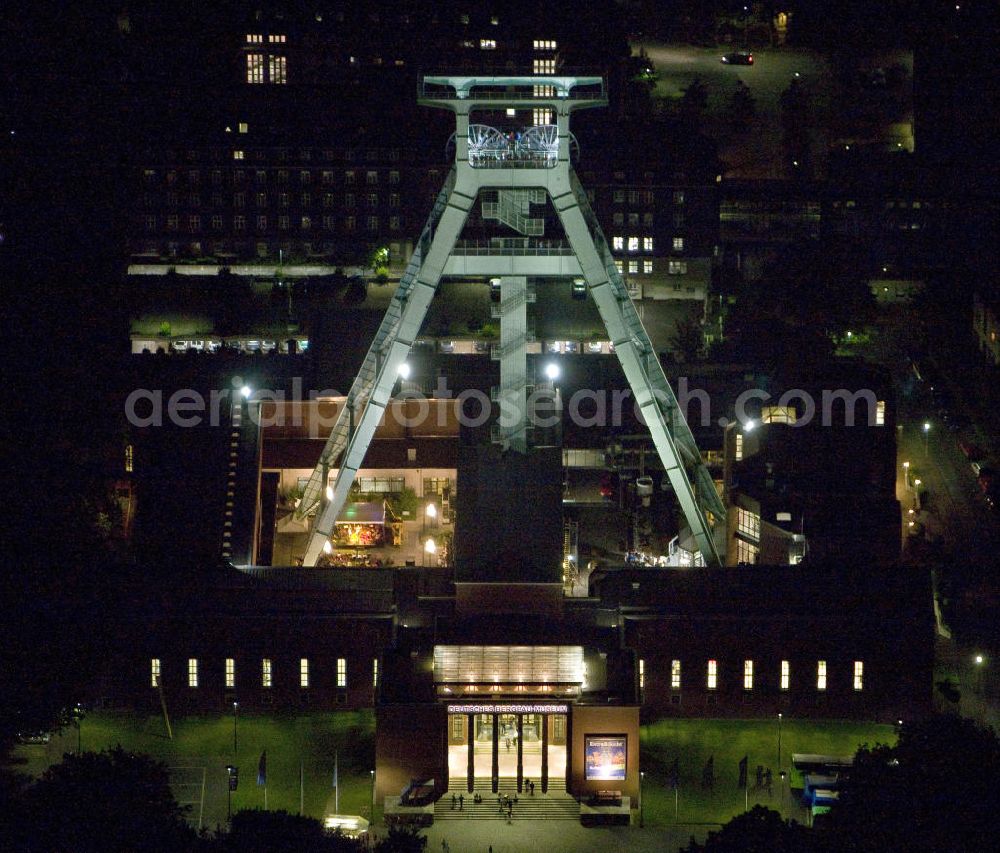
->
[447,710,569,789]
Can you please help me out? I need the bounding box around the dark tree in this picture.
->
[680,77,710,127]
[670,314,705,363]
[215,809,362,852]
[816,716,1000,853]
[21,748,196,853]
[374,825,428,853]
[680,805,810,852]
[730,82,756,127]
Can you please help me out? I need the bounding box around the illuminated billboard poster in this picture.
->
[584,735,627,781]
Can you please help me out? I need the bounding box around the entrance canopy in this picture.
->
[433,645,583,699]
[336,501,386,524]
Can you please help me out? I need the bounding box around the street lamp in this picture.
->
[777,712,783,773]
[544,362,560,381]
[639,770,645,827]
[233,701,239,756]
[902,461,910,491]
[923,421,931,456]
[370,769,376,823]
[397,362,411,380]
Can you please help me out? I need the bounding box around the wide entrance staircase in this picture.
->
[435,778,578,821]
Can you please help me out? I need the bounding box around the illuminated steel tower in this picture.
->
[297,75,725,566]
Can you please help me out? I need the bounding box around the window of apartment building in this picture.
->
[781,660,790,691]
[673,237,684,251]
[151,658,161,688]
[256,192,267,206]
[643,213,654,226]
[234,215,245,231]
[628,213,639,226]
[643,237,654,252]
[480,39,496,50]
[613,213,624,226]
[278,193,289,207]
[124,444,134,473]
[817,660,827,691]
[735,432,744,461]
[613,189,624,203]
[166,170,177,184]
[301,216,311,230]
[143,169,157,184]
[389,216,400,230]
[225,658,235,688]
[322,193,334,208]
[628,260,638,275]
[166,192,178,207]
[262,658,273,688]
[278,215,289,230]
[389,193,400,208]
[671,659,681,690]
[367,215,379,231]
[344,170,355,185]
[336,658,347,688]
[627,237,639,252]
[188,215,201,231]
[166,215,178,231]
[668,260,687,275]
[268,34,287,44]
[612,236,624,251]
[614,260,623,273]
[345,216,356,232]
[389,170,400,184]
[638,659,645,690]
[323,215,335,230]
[321,171,334,185]
[737,508,760,540]
[707,659,717,690]
[533,58,556,74]
[366,171,378,185]
[673,190,685,205]
[233,192,245,208]
[761,406,796,425]
[238,122,248,134]
[533,39,557,50]
[188,658,198,688]
[269,55,287,84]
[875,400,886,426]
[144,215,156,232]
[255,170,266,185]
[188,170,200,185]
[373,659,379,688]
[628,189,639,205]
[532,108,552,125]
[301,192,311,206]
[300,170,311,185]
[366,192,378,207]
[344,192,355,208]
[246,34,263,44]
[189,193,201,207]
[246,54,264,84]
[300,658,309,688]
[736,538,758,564]
[642,190,654,205]
[276,169,288,183]
[256,215,267,230]
[744,660,754,690]
[853,661,864,691]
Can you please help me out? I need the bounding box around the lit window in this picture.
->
[480,39,496,50]
[533,58,556,74]
[737,508,760,540]
[628,260,638,274]
[337,657,347,688]
[614,260,623,273]
[673,190,685,205]
[638,659,645,689]
[233,151,245,161]
[853,661,864,691]
[781,660,790,691]
[300,658,310,688]
[671,659,681,690]
[238,122,248,134]
[643,260,653,274]
[613,236,624,251]
[225,658,235,688]
[643,237,654,252]
[736,538,758,564]
[151,658,161,688]
[761,406,796,425]
[269,55,287,84]
[246,34,263,44]
[268,34,287,44]
[627,237,639,252]
[817,660,827,691]
[533,39,557,50]
[124,444,134,473]
[707,659,717,690]
[875,400,886,426]
[532,108,552,125]
[188,658,198,688]
[246,54,264,84]
[744,660,754,690]
[735,432,743,461]
[389,216,400,230]
[373,659,379,688]
[668,260,688,275]
[301,216,311,230]
[262,658,272,688]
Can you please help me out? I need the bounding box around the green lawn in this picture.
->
[639,718,896,827]
[12,711,375,829]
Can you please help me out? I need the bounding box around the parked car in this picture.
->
[572,279,587,300]
[17,731,51,744]
[722,51,754,65]
[439,340,455,354]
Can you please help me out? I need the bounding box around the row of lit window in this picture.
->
[150,148,405,165]
[152,657,376,690]
[533,40,557,51]
[155,215,400,233]
[154,192,403,210]
[612,236,662,253]
[220,165,401,188]
[639,659,864,692]
[533,59,556,74]
[246,34,286,44]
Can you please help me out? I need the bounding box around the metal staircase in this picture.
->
[482,189,546,235]
[296,168,457,520]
